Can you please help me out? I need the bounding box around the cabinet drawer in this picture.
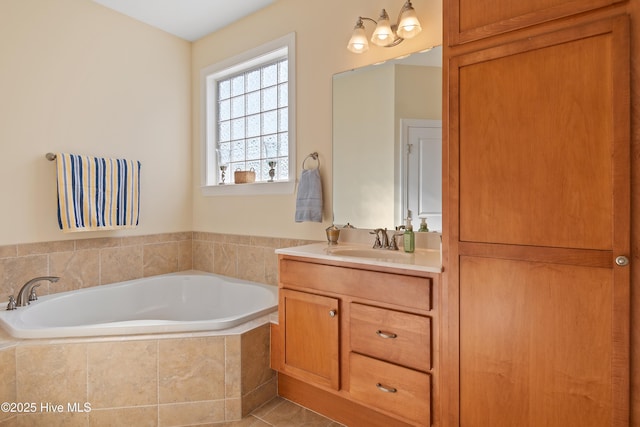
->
[350,303,431,372]
[349,353,431,426]
[280,259,432,311]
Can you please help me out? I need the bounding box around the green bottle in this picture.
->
[403,217,415,253]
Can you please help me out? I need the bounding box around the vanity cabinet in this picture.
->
[272,255,439,427]
[279,288,339,390]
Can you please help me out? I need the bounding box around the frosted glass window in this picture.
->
[214,58,289,184]
[202,33,295,193]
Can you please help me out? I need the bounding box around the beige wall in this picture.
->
[0,0,441,247]
[0,0,192,245]
[192,0,443,240]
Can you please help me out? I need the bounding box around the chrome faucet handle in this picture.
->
[390,232,404,250]
[381,228,390,249]
[28,284,41,302]
[6,296,16,311]
[370,229,383,248]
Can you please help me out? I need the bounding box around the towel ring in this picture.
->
[302,152,319,170]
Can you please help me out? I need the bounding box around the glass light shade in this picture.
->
[371,9,394,47]
[396,4,422,39]
[347,22,369,53]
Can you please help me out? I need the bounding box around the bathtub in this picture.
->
[0,271,278,339]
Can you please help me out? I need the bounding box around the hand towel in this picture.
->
[56,153,141,232]
[295,168,323,222]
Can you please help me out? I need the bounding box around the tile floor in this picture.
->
[219,397,345,427]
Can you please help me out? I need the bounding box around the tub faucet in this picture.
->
[16,276,59,307]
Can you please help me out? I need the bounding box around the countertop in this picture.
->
[275,242,443,273]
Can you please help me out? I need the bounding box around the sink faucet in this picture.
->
[372,228,403,250]
[15,276,59,307]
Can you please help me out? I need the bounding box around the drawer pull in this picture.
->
[376,383,398,393]
[329,309,337,317]
[376,330,398,339]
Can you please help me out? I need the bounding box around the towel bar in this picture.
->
[45,153,56,161]
[302,152,319,170]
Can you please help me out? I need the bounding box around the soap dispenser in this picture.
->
[418,217,429,232]
[403,217,415,253]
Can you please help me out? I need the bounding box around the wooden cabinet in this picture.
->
[272,255,439,427]
[444,0,631,426]
[350,303,431,372]
[349,352,431,425]
[348,304,432,425]
[449,0,623,45]
[279,289,339,390]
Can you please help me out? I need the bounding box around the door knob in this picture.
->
[329,309,337,317]
[615,256,629,266]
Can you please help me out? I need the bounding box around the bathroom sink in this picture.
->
[328,247,411,261]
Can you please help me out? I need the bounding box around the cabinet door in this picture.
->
[449,0,622,45]
[279,289,340,390]
[445,16,630,427]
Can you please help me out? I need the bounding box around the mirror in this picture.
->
[332,47,442,232]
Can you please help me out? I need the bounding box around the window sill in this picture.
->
[200,180,295,196]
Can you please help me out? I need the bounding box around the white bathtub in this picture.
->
[0,271,278,339]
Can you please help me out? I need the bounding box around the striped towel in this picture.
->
[55,153,141,232]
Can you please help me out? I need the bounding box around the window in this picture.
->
[201,33,296,195]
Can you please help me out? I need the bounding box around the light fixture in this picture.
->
[347,1,422,54]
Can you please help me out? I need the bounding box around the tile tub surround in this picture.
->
[0,321,275,426]
[0,231,316,301]
[0,232,315,426]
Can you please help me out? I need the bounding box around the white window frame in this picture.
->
[200,32,296,196]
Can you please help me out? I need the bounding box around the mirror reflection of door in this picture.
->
[401,119,442,232]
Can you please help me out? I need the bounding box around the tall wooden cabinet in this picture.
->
[443,1,631,426]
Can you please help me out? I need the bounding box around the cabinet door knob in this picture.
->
[376,330,398,339]
[615,256,629,266]
[376,383,397,393]
[329,309,337,317]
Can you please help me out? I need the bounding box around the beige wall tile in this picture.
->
[241,377,277,418]
[0,246,17,260]
[17,241,75,257]
[192,231,216,242]
[177,240,193,271]
[88,341,157,408]
[158,400,225,427]
[99,245,143,285]
[249,236,280,248]
[120,236,146,247]
[16,344,87,404]
[49,249,100,293]
[0,255,48,297]
[264,247,279,286]
[89,406,157,427]
[143,242,179,277]
[237,245,264,283]
[214,242,237,277]
[75,237,121,251]
[0,415,17,426]
[158,337,225,403]
[225,335,242,398]
[192,241,214,273]
[225,397,242,421]
[0,347,15,423]
[144,232,191,244]
[16,412,88,427]
[225,235,251,245]
[241,324,274,393]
